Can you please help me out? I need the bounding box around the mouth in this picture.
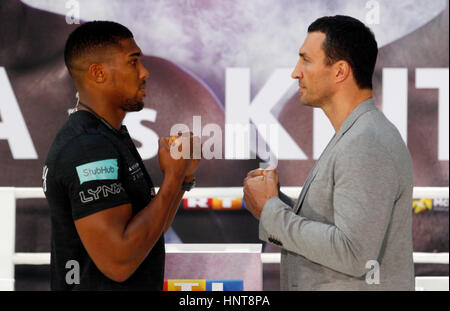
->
[139,84,146,95]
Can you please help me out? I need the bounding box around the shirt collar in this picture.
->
[336,97,377,137]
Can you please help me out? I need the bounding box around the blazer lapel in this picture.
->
[293,133,337,213]
[293,98,377,214]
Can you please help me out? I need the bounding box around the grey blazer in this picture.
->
[260,98,415,290]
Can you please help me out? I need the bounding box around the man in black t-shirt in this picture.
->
[43,21,199,290]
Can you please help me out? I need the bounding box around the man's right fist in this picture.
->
[168,135,181,147]
[158,137,191,178]
[245,167,280,191]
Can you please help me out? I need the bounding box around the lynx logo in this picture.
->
[79,182,125,203]
[76,159,118,184]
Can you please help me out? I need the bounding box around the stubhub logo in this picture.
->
[82,166,115,176]
[164,279,243,291]
[76,159,118,184]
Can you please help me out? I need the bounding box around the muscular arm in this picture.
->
[162,137,200,233]
[162,175,195,233]
[74,171,183,283]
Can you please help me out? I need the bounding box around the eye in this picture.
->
[130,59,137,66]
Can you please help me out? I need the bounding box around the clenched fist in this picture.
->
[168,132,201,182]
[243,168,279,219]
[158,136,191,179]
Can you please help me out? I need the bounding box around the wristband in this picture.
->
[182,177,196,191]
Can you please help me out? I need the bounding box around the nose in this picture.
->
[291,59,303,80]
[140,63,150,81]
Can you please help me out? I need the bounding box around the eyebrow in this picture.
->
[128,51,142,58]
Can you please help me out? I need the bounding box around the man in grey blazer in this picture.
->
[243,16,415,290]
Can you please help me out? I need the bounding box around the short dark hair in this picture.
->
[64,21,133,73]
[308,15,378,89]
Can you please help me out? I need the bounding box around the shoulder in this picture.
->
[46,133,123,190]
[337,133,391,160]
[65,133,117,153]
[340,109,406,157]
[49,132,120,171]
[47,111,117,162]
[334,111,395,165]
[334,110,411,180]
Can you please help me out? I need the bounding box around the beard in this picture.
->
[121,96,144,112]
[121,100,144,112]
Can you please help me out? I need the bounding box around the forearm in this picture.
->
[261,192,393,277]
[260,198,366,276]
[163,188,185,233]
[118,173,183,269]
[163,174,196,232]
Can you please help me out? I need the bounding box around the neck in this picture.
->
[77,93,125,131]
[321,88,373,133]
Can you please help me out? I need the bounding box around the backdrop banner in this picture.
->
[0,0,448,290]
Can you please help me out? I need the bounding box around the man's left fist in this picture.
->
[243,168,279,219]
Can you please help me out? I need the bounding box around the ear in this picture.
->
[334,60,351,84]
[88,64,107,83]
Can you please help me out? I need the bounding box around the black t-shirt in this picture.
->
[43,110,164,290]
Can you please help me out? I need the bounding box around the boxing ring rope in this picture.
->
[0,186,448,291]
[10,251,449,266]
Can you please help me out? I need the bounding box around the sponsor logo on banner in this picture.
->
[412,198,450,214]
[164,279,243,291]
[183,198,212,210]
[183,197,244,210]
[433,198,449,212]
[413,199,433,214]
[166,279,206,291]
[211,198,242,210]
